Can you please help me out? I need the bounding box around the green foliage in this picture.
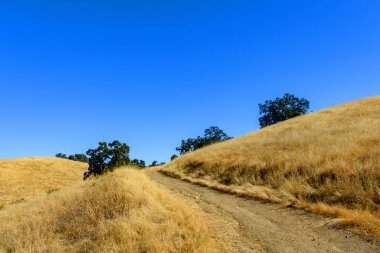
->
[83,141,130,180]
[148,161,166,167]
[131,159,146,168]
[176,126,232,155]
[170,154,178,161]
[55,153,67,159]
[55,153,88,163]
[68,154,89,163]
[258,93,310,128]
[84,142,110,180]
[149,161,158,167]
[71,154,89,163]
[108,141,130,168]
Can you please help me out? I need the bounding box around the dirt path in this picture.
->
[146,171,380,253]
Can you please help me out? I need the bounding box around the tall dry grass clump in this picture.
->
[162,95,380,236]
[0,168,224,253]
[0,157,87,207]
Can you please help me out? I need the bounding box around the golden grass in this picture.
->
[0,168,224,253]
[0,157,87,207]
[161,95,380,236]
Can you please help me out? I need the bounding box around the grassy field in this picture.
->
[0,157,87,207]
[0,167,224,253]
[161,95,380,236]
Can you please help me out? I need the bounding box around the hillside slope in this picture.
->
[0,157,87,207]
[162,95,380,236]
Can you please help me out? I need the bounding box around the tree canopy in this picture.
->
[55,153,67,159]
[149,161,158,167]
[131,159,146,168]
[83,141,130,180]
[258,93,310,128]
[69,154,89,163]
[176,126,232,155]
[56,153,88,163]
[170,154,178,161]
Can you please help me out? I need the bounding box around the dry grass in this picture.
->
[0,157,87,207]
[161,95,380,236]
[0,168,225,253]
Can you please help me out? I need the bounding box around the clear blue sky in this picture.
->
[1,1,380,163]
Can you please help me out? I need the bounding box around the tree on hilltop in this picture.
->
[108,140,130,168]
[83,141,130,180]
[72,154,89,163]
[176,126,232,155]
[148,160,166,167]
[55,153,88,163]
[149,161,158,167]
[258,93,310,128]
[131,159,146,168]
[55,153,67,159]
[68,154,89,163]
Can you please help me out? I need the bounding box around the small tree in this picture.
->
[84,142,110,180]
[83,141,130,180]
[131,159,146,168]
[258,93,310,128]
[170,154,178,161]
[149,161,158,167]
[148,160,165,167]
[203,126,231,145]
[73,154,89,163]
[56,153,88,163]
[55,153,67,159]
[176,126,232,155]
[176,138,196,155]
[108,140,130,168]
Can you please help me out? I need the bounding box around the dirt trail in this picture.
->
[146,171,380,253]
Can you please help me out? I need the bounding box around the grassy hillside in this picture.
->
[0,157,87,207]
[162,95,380,236]
[0,168,224,253]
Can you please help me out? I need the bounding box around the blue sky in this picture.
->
[1,0,380,163]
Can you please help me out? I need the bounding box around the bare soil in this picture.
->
[147,171,380,253]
